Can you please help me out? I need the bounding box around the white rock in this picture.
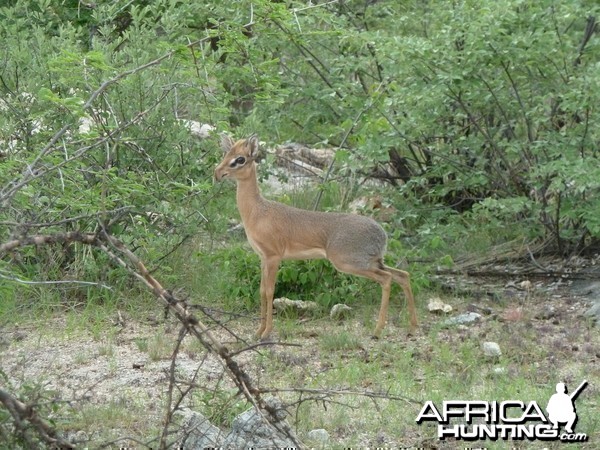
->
[273,297,318,312]
[427,297,453,314]
[482,341,502,358]
[443,312,481,326]
[180,120,214,139]
[330,303,352,320]
[307,428,330,443]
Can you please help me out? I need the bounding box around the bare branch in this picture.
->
[0,388,76,449]
[0,231,268,414]
[0,270,113,290]
[160,326,189,450]
[260,386,421,406]
[0,206,134,228]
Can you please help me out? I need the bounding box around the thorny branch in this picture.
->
[0,232,251,392]
[0,231,421,449]
[1,230,421,447]
[0,91,171,207]
[159,326,190,450]
[0,269,113,290]
[0,37,209,207]
[260,387,421,406]
[0,231,301,447]
[0,388,76,449]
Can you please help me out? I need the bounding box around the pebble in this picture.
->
[535,304,556,320]
[307,428,330,444]
[482,341,502,358]
[330,304,353,320]
[442,312,482,326]
[427,297,453,314]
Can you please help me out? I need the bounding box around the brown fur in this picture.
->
[215,135,418,339]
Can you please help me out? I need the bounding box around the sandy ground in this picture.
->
[1,269,599,447]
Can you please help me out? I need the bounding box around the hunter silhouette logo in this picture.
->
[416,380,589,442]
[546,380,587,435]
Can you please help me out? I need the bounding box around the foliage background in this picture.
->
[1,0,599,447]
[0,0,598,313]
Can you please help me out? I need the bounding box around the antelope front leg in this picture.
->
[257,256,280,340]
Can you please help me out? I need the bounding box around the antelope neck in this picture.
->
[235,163,263,221]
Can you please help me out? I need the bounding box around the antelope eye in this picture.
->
[230,156,246,167]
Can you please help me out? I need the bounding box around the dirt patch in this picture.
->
[3,321,223,396]
[1,274,599,447]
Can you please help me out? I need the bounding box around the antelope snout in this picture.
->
[214,167,228,182]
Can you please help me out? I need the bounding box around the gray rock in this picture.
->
[179,411,224,449]
[482,341,502,358]
[330,303,353,320]
[307,428,330,444]
[222,397,300,449]
[179,397,300,450]
[442,312,482,326]
[274,297,318,313]
[584,302,600,327]
[535,304,556,320]
[570,280,600,298]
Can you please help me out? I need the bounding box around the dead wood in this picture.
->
[0,230,303,448]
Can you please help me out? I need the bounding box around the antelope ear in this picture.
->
[220,134,235,153]
[246,134,259,159]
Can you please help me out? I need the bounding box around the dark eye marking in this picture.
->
[230,156,246,167]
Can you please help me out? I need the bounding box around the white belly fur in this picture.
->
[246,234,327,260]
[283,246,327,259]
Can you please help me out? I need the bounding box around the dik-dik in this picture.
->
[214,135,418,340]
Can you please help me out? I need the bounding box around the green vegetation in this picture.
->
[1,0,599,307]
[1,0,599,448]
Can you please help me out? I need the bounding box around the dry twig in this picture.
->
[0,388,76,449]
[0,230,301,447]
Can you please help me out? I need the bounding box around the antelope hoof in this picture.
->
[259,330,274,343]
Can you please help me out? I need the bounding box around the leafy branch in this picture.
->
[0,37,209,208]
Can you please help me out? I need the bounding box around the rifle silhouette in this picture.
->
[569,380,588,401]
